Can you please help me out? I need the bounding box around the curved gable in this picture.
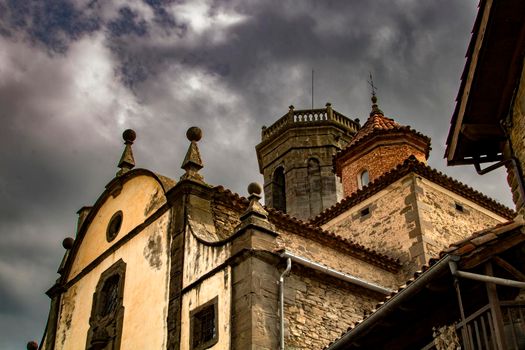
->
[67,171,168,281]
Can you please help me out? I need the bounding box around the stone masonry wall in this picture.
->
[258,124,352,220]
[509,56,525,217]
[283,265,380,350]
[276,229,398,289]
[323,175,420,278]
[416,177,508,259]
[340,144,426,196]
[324,174,509,279]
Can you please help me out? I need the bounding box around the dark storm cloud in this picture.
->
[0,1,514,349]
[0,0,100,52]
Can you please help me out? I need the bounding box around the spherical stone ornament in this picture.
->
[186,126,202,142]
[27,341,39,350]
[247,182,262,196]
[123,129,136,143]
[62,237,75,250]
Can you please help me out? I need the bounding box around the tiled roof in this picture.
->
[334,113,432,166]
[346,113,402,148]
[313,156,515,225]
[267,207,400,272]
[324,219,525,349]
[213,185,400,272]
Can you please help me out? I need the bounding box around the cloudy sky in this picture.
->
[0,0,514,348]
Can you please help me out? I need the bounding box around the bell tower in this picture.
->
[256,103,360,220]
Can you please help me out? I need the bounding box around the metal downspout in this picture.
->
[279,258,292,350]
[280,251,393,295]
[449,260,525,289]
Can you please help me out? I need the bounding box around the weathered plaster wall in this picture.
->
[180,268,231,350]
[340,143,426,196]
[55,211,170,350]
[69,175,166,279]
[276,231,398,289]
[416,177,509,259]
[284,266,379,350]
[509,56,525,216]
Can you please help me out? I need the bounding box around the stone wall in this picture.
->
[284,265,380,350]
[323,174,508,278]
[416,177,508,259]
[509,56,525,217]
[231,253,281,350]
[276,229,398,289]
[323,175,419,277]
[257,124,353,220]
[340,143,426,196]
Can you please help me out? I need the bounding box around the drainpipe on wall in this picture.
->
[279,257,292,350]
[281,251,393,295]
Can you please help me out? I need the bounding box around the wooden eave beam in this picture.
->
[461,233,525,270]
[492,255,525,282]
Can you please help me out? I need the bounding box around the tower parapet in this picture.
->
[256,103,360,220]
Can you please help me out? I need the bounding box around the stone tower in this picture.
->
[334,95,431,196]
[256,103,360,220]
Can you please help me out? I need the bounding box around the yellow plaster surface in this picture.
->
[180,268,231,350]
[55,212,170,350]
[69,175,166,280]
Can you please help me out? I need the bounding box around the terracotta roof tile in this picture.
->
[266,207,401,272]
[212,185,400,272]
[470,232,498,246]
[346,113,402,148]
[312,156,515,225]
[334,113,432,169]
[454,242,476,255]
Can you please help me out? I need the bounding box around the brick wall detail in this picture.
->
[340,144,426,196]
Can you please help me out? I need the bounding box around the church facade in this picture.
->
[35,85,516,350]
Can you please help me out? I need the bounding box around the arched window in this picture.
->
[272,167,286,213]
[358,169,369,189]
[87,259,126,350]
[307,158,323,216]
[99,275,120,317]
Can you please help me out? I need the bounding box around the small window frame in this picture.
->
[190,296,219,350]
[86,259,126,350]
[358,169,370,190]
[455,202,464,212]
[106,210,123,242]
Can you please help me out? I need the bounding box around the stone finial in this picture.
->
[288,105,295,117]
[370,94,384,116]
[62,237,74,249]
[326,102,333,119]
[117,129,136,176]
[235,182,274,233]
[180,126,204,182]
